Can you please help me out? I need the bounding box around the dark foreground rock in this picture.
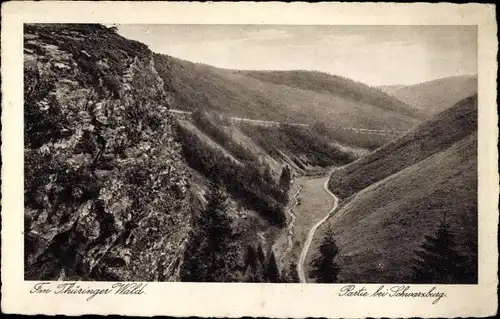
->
[24,24,192,281]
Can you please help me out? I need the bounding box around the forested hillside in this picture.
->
[238,122,357,168]
[153,54,420,150]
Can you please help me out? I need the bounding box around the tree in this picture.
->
[282,260,300,283]
[288,260,300,283]
[180,183,233,282]
[265,251,280,283]
[310,233,340,283]
[244,245,258,270]
[279,165,292,193]
[311,121,328,136]
[263,165,274,185]
[242,245,267,283]
[257,244,266,264]
[411,215,472,284]
[107,25,119,33]
[243,265,258,282]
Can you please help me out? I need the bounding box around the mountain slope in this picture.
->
[24,24,193,281]
[378,84,405,94]
[328,95,477,199]
[313,132,477,283]
[308,95,478,283]
[380,75,477,117]
[240,70,422,119]
[24,24,290,283]
[153,54,421,135]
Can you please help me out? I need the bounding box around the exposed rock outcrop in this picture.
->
[24,24,192,281]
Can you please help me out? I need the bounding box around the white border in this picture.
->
[1,1,498,317]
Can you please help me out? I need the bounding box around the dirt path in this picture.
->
[297,174,339,283]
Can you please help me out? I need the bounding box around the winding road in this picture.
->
[297,174,339,283]
[280,184,302,266]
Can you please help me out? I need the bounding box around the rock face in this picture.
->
[24,24,192,281]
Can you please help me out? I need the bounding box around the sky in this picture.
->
[116,24,477,86]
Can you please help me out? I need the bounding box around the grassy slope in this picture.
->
[328,95,477,199]
[312,132,477,283]
[240,70,423,119]
[154,54,420,133]
[380,75,478,117]
[307,95,478,283]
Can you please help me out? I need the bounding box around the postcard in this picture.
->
[1,1,497,317]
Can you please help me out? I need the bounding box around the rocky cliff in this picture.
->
[24,24,192,281]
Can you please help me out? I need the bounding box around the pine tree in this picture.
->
[244,245,258,270]
[310,233,340,283]
[257,244,266,264]
[264,251,280,283]
[411,215,471,284]
[282,260,300,283]
[254,259,266,283]
[288,260,299,283]
[263,165,274,185]
[243,265,257,282]
[180,183,233,282]
[279,165,292,193]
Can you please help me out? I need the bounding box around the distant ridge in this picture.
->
[328,94,477,199]
[154,54,421,133]
[239,70,422,119]
[379,75,477,117]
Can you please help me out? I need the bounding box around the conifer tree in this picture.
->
[282,260,300,283]
[257,244,266,264]
[279,165,292,193]
[265,251,280,283]
[180,183,233,282]
[310,233,340,283]
[254,259,266,283]
[244,245,258,270]
[411,214,471,284]
[263,165,274,185]
[288,260,300,283]
[243,265,257,282]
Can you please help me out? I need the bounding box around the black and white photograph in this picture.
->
[2,1,498,317]
[23,23,479,284]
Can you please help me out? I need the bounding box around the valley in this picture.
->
[308,95,478,284]
[379,75,478,117]
[274,173,337,282]
[296,173,339,283]
[23,23,478,284]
